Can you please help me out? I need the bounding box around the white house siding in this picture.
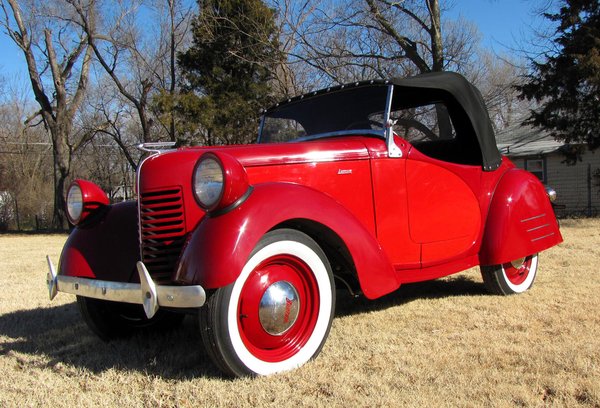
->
[512,151,600,217]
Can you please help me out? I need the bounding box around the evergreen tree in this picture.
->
[517,0,600,149]
[175,0,282,145]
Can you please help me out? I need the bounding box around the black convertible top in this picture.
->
[390,72,501,170]
[265,72,502,171]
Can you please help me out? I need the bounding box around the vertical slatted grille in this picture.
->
[140,187,186,283]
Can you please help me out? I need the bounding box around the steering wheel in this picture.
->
[392,117,438,141]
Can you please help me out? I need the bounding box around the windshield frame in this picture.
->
[257,82,393,145]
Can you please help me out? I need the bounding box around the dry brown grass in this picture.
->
[1,220,599,407]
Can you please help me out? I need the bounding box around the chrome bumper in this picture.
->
[46,256,206,319]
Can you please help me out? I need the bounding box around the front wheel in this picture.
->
[480,254,539,295]
[77,296,185,341]
[200,229,335,377]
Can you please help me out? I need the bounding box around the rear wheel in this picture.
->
[200,229,335,377]
[481,254,538,295]
[77,296,185,341]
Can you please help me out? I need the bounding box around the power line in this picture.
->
[2,141,137,148]
[0,150,135,156]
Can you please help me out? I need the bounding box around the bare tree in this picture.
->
[273,0,527,134]
[1,0,94,228]
[71,0,194,150]
[469,52,530,131]
[0,75,54,230]
[272,0,485,87]
[365,0,443,72]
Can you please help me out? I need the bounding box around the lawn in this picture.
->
[0,219,599,407]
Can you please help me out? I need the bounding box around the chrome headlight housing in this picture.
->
[193,152,251,213]
[66,183,84,224]
[65,180,110,225]
[193,155,224,210]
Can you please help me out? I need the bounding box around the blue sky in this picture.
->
[447,0,554,53]
[0,0,554,83]
[1,34,23,79]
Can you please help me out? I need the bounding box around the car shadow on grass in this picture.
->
[0,276,486,379]
[335,275,488,317]
[0,303,225,379]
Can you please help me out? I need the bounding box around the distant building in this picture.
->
[496,123,600,217]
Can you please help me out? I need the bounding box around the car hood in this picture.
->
[138,137,373,195]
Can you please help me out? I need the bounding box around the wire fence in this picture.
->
[549,163,600,219]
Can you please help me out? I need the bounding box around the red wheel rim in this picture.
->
[502,256,533,285]
[237,254,320,362]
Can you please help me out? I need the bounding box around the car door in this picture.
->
[405,148,482,266]
[394,102,483,267]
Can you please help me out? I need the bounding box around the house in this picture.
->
[496,123,600,218]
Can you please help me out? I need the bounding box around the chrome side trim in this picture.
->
[46,258,206,319]
[531,232,555,242]
[520,214,546,223]
[526,223,550,233]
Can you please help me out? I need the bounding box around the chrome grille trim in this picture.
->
[139,186,186,283]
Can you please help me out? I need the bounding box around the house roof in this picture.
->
[495,121,563,157]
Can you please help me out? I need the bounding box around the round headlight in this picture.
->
[194,156,224,210]
[66,183,84,223]
[65,180,109,225]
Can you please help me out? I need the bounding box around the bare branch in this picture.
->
[5,0,54,119]
[365,0,431,72]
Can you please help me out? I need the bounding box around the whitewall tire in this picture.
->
[481,254,539,295]
[200,229,335,376]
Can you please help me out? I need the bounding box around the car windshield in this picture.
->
[259,84,390,143]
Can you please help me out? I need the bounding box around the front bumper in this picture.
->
[46,256,206,318]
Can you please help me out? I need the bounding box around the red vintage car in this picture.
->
[47,72,562,377]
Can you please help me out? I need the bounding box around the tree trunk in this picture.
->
[4,0,93,232]
[427,0,444,72]
[52,165,68,230]
[13,194,20,231]
[50,123,73,230]
[169,0,177,142]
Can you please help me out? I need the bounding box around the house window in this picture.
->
[525,158,546,183]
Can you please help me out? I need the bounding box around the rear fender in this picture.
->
[176,182,398,299]
[59,201,140,282]
[479,169,562,265]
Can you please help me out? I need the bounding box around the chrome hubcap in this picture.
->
[259,281,300,336]
[510,257,526,269]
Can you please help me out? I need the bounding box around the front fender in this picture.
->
[176,182,398,299]
[479,169,562,265]
[59,201,140,282]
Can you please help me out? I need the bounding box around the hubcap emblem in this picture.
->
[259,281,300,336]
